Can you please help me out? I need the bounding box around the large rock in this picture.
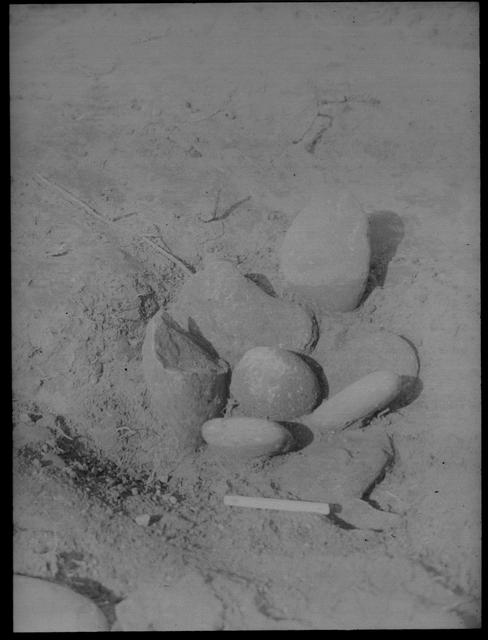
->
[13,575,109,632]
[142,311,230,453]
[280,186,370,313]
[314,326,419,396]
[169,257,317,366]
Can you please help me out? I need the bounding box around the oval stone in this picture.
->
[13,575,109,632]
[301,370,402,431]
[201,417,292,458]
[280,186,370,313]
[230,347,322,420]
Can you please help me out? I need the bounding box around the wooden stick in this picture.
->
[34,173,195,277]
[223,494,331,515]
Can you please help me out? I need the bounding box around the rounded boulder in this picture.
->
[230,346,323,420]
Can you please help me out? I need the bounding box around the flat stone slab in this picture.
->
[280,186,371,313]
[265,427,393,504]
[169,257,317,366]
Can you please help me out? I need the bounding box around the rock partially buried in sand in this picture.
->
[280,186,370,313]
[301,370,402,431]
[13,575,109,632]
[266,427,393,506]
[230,346,322,420]
[142,311,230,452]
[169,257,317,366]
[201,417,292,458]
[314,326,419,396]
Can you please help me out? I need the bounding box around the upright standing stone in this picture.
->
[280,186,371,313]
[142,311,230,455]
[169,258,317,366]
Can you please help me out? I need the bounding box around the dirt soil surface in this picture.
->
[11,3,480,630]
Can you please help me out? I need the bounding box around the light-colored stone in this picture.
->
[302,370,402,431]
[201,417,292,458]
[13,575,109,632]
[169,257,317,366]
[280,186,370,313]
[142,310,230,452]
[314,326,419,395]
[230,346,322,420]
[115,571,224,631]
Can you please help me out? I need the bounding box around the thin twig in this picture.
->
[201,193,251,224]
[199,188,222,223]
[292,113,318,144]
[34,173,195,277]
[215,196,251,222]
[112,211,139,222]
[146,223,196,274]
[304,116,334,154]
[35,173,108,223]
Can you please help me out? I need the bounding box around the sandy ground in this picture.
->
[11,3,480,630]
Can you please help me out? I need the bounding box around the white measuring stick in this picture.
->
[224,494,331,515]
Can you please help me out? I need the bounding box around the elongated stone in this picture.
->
[280,186,370,313]
[201,417,292,458]
[301,370,402,431]
[142,311,230,452]
[230,347,322,420]
[13,575,109,632]
[169,257,317,366]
